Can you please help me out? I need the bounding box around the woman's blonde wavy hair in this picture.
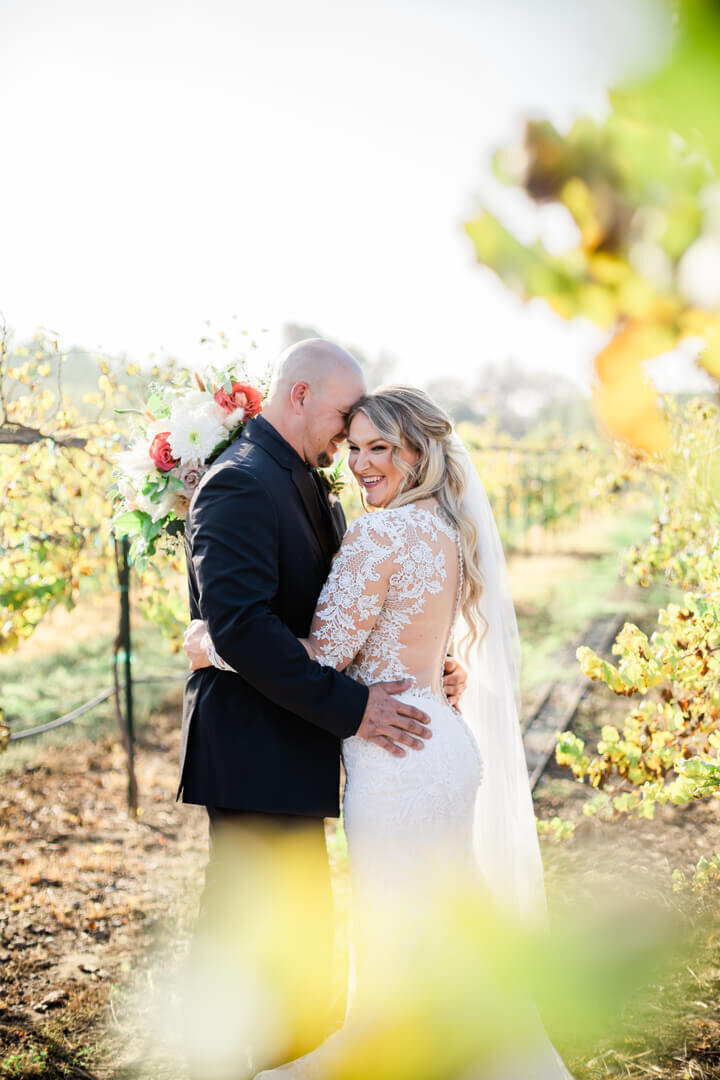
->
[347,385,486,648]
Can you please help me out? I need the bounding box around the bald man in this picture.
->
[177,339,437,1068]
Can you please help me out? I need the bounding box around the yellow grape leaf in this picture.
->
[589,252,632,287]
[594,371,669,454]
[561,177,603,250]
[595,321,676,382]
[576,645,634,694]
[577,284,618,328]
[593,322,675,453]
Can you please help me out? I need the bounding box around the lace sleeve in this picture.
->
[308,513,396,670]
[204,631,237,673]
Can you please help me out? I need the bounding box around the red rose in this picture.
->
[213,381,263,419]
[149,432,180,473]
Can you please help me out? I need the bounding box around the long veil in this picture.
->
[450,433,547,925]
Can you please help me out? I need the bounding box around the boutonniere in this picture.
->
[317,458,347,501]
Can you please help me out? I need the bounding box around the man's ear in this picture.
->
[289,381,309,416]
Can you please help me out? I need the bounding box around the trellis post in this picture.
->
[116,537,138,815]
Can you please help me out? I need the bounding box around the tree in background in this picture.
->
[427,359,591,436]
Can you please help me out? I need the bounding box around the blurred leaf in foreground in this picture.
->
[466,0,720,457]
[155,825,693,1080]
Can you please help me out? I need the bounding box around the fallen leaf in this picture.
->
[33,989,68,1012]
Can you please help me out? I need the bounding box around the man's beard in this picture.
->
[316,450,332,468]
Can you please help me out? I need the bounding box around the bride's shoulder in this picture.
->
[344,506,414,543]
[343,511,416,565]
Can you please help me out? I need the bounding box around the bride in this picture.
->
[184,385,574,1079]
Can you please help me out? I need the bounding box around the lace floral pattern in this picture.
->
[310,504,458,686]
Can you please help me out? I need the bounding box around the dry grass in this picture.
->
[0,698,207,1079]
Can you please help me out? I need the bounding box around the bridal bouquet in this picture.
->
[112,367,264,564]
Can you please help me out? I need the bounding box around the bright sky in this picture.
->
[5,0,704,393]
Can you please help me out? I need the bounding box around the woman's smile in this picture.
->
[347,411,419,507]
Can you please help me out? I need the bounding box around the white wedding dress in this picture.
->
[207,496,574,1079]
[308,501,486,1010]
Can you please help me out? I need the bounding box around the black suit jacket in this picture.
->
[178,416,369,817]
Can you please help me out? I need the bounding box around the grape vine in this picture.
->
[556,399,720,821]
[0,325,186,658]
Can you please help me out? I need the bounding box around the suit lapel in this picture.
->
[291,460,334,563]
[243,418,337,563]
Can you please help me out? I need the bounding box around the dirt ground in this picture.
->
[2,671,720,1077]
[0,699,207,1078]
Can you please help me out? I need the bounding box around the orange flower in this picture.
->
[213,382,263,419]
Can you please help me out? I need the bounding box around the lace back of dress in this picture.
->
[309,502,461,697]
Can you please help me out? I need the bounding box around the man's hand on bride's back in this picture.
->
[356,681,432,757]
[184,620,432,753]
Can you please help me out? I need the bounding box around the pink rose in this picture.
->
[213,381,263,419]
[149,432,180,473]
[178,461,204,496]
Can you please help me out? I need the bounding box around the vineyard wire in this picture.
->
[8,672,187,742]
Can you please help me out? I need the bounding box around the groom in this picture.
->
[178,339,463,1067]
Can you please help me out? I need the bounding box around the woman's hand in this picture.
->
[183,618,212,670]
[442,657,468,710]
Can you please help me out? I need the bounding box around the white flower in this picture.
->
[172,390,226,426]
[117,478,139,510]
[222,406,246,430]
[145,418,173,440]
[175,389,207,412]
[116,439,154,487]
[136,487,177,522]
[205,400,227,424]
[168,409,225,464]
[165,389,227,463]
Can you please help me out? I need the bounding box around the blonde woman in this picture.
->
[184,386,573,1079]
